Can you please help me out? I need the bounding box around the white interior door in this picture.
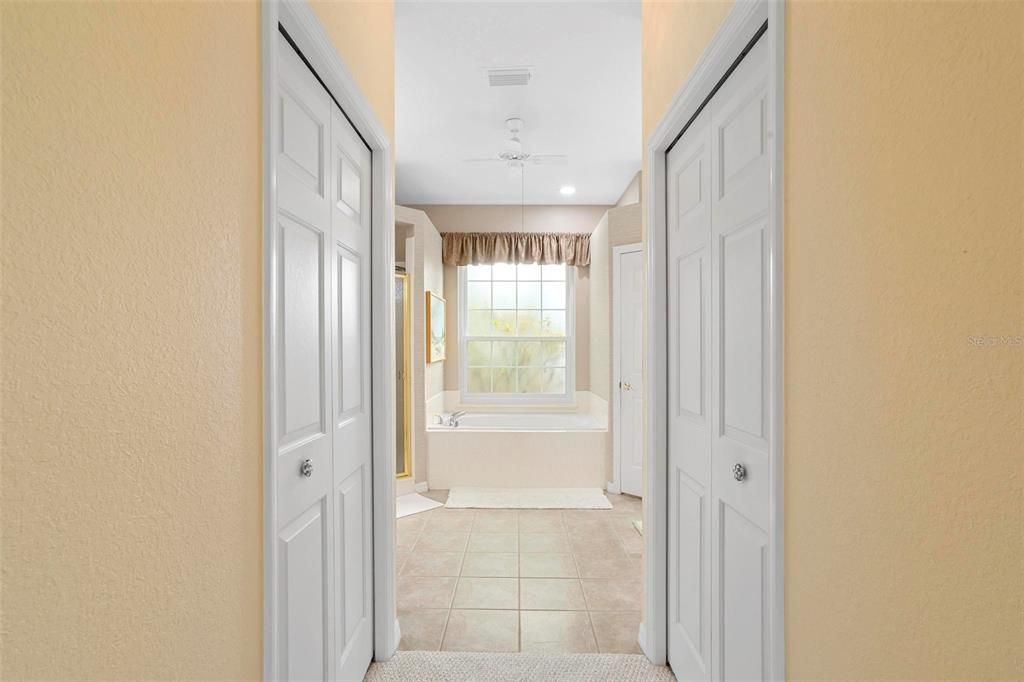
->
[273,32,373,682]
[667,33,771,682]
[614,245,644,497]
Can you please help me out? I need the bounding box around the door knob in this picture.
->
[732,463,746,481]
[622,382,632,391]
[300,459,313,478]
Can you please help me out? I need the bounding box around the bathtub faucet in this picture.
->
[446,410,467,427]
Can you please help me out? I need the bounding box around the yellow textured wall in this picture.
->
[1,1,394,678]
[313,0,396,141]
[643,1,1023,679]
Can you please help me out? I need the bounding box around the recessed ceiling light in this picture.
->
[559,185,576,196]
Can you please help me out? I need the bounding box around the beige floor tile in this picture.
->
[396,549,412,574]
[414,532,470,553]
[452,577,519,609]
[619,533,644,556]
[442,609,519,652]
[461,552,518,577]
[569,532,624,555]
[396,576,458,609]
[472,511,518,533]
[467,532,518,553]
[397,609,449,651]
[519,532,570,553]
[518,515,565,533]
[519,553,578,578]
[422,489,449,504]
[396,526,422,549]
[562,509,613,522]
[519,578,587,610]
[573,550,637,579]
[398,515,428,533]
[607,495,643,516]
[590,611,642,653]
[607,516,641,536]
[520,610,597,653]
[426,513,475,532]
[580,579,643,611]
[563,516,614,534]
[399,552,464,577]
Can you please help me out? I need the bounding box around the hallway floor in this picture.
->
[396,490,643,653]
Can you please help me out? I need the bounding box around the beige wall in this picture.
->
[396,206,444,485]
[415,205,610,396]
[1,2,394,678]
[609,203,642,247]
[615,172,642,207]
[312,1,395,141]
[643,1,1023,679]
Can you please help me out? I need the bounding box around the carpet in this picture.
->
[396,492,443,518]
[364,652,676,681]
[445,487,612,510]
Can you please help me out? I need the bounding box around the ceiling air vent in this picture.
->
[486,67,532,87]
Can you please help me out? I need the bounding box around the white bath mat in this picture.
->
[445,487,612,510]
[396,492,442,518]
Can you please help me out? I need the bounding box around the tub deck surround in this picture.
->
[396,490,644,654]
[427,429,608,489]
[423,391,610,491]
[429,412,605,432]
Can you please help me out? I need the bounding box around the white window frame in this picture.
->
[457,264,576,405]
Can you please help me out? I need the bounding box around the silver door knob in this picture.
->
[622,382,632,391]
[732,463,746,481]
[300,459,313,478]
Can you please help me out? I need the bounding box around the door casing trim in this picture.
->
[610,242,643,496]
[642,1,785,677]
[262,1,398,678]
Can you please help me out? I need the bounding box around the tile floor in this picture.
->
[396,490,644,654]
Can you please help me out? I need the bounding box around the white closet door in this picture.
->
[273,32,374,682]
[667,105,713,682]
[274,33,335,682]
[667,32,771,682]
[330,100,374,682]
[709,34,771,682]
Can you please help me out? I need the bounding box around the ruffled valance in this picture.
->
[441,232,590,267]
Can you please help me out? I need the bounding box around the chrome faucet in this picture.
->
[446,410,466,427]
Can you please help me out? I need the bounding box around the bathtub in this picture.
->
[426,409,609,489]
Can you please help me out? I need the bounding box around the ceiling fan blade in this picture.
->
[530,155,569,166]
[461,157,504,164]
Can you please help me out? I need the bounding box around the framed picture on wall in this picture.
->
[426,291,446,363]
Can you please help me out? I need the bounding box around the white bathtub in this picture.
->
[425,409,609,489]
[429,411,605,432]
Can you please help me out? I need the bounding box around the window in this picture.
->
[460,262,574,401]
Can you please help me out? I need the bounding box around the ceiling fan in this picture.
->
[462,117,568,168]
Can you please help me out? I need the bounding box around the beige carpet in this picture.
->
[364,652,676,681]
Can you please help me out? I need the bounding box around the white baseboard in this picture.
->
[606,480,621,494]
[414,481,428,493]
[638,622,649,659]
[394,618,402,651]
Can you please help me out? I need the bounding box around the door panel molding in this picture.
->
[263,2,397,679]
[644,1,784,677]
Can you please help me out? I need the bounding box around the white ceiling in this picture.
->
[395,1,641,205]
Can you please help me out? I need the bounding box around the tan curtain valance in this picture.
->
[442,232,590,267]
